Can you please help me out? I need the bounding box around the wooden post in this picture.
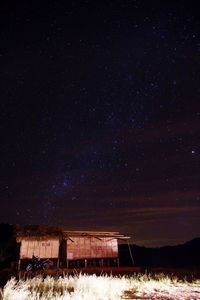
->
[84,259,87,268]
[57,258,59,269]
[127,240,134,266]
[18,259,21,272]
[117,257,120,267]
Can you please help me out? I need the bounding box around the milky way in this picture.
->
[0,0,200,246]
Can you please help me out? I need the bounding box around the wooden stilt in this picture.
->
[127,240,134,266]
[117,257,120,267]
[84,259,87,268]
[18,259,21,272]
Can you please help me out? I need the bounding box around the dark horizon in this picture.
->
[1,0,200,247]
[1,223,200,248]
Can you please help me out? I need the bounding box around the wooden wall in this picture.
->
[67,237,118,260]
[20,239,59,259]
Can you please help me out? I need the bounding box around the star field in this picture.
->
[0,0,200,246]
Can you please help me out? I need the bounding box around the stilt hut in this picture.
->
[16,225,62,269]
[63,230,129,268]
[15,225,130,269]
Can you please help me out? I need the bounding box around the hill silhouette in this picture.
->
[119,238,200,267]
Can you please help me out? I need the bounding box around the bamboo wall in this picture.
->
[20,239,59,259]
[67,237,118,260]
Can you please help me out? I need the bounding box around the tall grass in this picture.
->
[1,273,200,300]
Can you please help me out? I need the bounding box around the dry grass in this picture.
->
[1,273,200,300]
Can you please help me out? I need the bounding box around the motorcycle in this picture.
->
[26,255,53,271]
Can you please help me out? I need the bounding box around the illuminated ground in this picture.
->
[1,273,200,299]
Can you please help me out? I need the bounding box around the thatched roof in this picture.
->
[15,225,63,241]
[15,225,130,241]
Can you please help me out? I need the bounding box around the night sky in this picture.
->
[1,0,200,247]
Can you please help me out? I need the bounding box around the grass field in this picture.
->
[1,273,200,299]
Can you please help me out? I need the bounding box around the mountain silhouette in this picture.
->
[119,238,200,267]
